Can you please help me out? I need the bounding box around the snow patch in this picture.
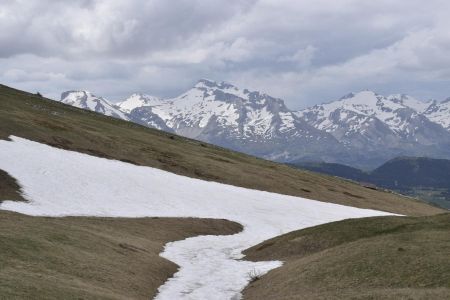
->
[0,137,391,299]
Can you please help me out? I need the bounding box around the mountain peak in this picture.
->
[60,90,128,120]
[339,92,355,100]
[387,93,432,113]
[333,90,380,107]
[354,90,378,97]
[117,93,162,113]
[60,90,94,101]
[194,79,237,90]
[337,90,379,101]
[335,90,433,114]
[129,92,145,98]
[195,78,217,87]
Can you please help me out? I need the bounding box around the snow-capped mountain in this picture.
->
[60,91,129,120]
[116,93,163,113]
[298,91,450,143]
[424,98,450,131]
[58,82,450,169]
[299,91,430,134]
[124,79,341,160]
[297,91,450,167]
[116,93,171,130]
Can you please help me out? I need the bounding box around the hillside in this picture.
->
[243,213,450,299]
[290,161,370,182]
[1,135,394,299]
[0,210,240,299]
[0,83,444,299]
[293,158,450,209]
[371,157,450,188]
[0,141,243,299]
[0,83,441,216]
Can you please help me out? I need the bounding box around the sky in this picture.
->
[1,0,450,109]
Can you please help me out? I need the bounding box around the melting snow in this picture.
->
[0,137,391,300]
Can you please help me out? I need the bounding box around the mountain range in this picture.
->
[59,79,450,169]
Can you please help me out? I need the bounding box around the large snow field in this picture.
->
[0,137,391,299]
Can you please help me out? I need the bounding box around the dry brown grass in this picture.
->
[0,169,25,202]
[0,84,443,216]
[0,210,241,299]
[243,214,450,300]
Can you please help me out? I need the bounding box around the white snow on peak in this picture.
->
[60,91,129,120]
[117,93,163,113]
[60,90,95,109]
[58,84,450,139]
[192,79,248,101]
[424,99,450,130]
[0,137,390,300]
[193,78,219,88]
[134,80,295,139]
[299,90,434,133]
[147,86,241,131]
[387,94,432,113]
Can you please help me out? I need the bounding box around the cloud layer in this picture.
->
[1,0,450,108]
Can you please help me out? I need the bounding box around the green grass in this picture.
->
[243,213,450,299]
[0,211,241,299]
[0,83,443,216]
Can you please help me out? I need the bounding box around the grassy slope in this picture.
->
[0,210,241,299]
[243,214,450,299]
[0,169,25,202]
[0,84,443,216]
[0,169,244,299]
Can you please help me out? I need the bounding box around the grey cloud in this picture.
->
[0,0,256,59]
[1,0,450,109]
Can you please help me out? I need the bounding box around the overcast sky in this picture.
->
[1,0,450,108]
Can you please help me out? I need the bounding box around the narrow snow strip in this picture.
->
[0,137,391,299]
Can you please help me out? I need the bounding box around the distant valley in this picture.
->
[58,79,450,169]
[293,157,450,209]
